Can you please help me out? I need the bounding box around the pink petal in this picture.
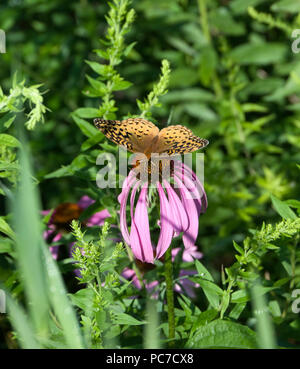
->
[175,162,207,213]
[78,196,95,209]
[130,183,154,263]
[174,175,199,249]
[118,172,138,245]
[121,267,136,280]
[41,209,52,216]
[86,209,111,226]
[155,182,174,260]
[172,246,203,262]
[182,245,203,262]
[129,180,143,260]
[163,180,189,233]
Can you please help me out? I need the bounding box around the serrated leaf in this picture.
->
[186,319,257,348]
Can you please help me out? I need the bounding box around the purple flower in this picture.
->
[118,161,207,263]
[122,244,202,298]
[43,196,111,260]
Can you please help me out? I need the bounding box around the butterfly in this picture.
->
[93,118,209,157]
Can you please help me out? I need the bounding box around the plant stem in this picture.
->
[165,246,175,346]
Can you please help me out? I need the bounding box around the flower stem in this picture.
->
[165,246,175,346]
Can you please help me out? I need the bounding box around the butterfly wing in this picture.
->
[155,125,209,155]
[94,118,159,153]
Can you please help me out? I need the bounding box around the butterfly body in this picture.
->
[94,118,209,156]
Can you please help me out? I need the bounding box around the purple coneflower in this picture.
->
[118,160,207,264]
[43,196,111,259]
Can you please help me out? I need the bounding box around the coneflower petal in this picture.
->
[130,182,154,263]
[118,171,138,245]
[174,175,199,249]
[156,181,174,260]
[175,162,207,214]
[163,179,189,232]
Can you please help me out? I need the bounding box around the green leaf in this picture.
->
[268,300,281,317]
[112,312,146,326]
[190,277,222,309]
[0,133,21,147]
[44,165,73,179]
[229,303,247,320]
[85,75,106,94]
[191,309,218,333]
[124,41,137,56]
[0,162,19,172]
[69,288,95,311]
[270,194,297,220]
[230,0,271,15]
[233,240,243,254]
[13,144,50,337]
[231,286,277,303]
[112,79,132,91]
[284,199,300,209]
[0,217,16,239]
[194,260,214,281]
[229,43,287,65]
[271,0,300,13]
[6,292,41,349]
[0,237,13,253]
[43,246,85,348]
[85,60,106,75]
[71,113,99,138]
[161,88,214,103]
[74,108,100,119]
[186,319,257,348]
[81,132,105,151]
[209,7,245,36]
[0,113,16,132]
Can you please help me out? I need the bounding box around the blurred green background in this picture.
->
[0,0,300,348]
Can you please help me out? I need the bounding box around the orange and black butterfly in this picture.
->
[93,118,209,157]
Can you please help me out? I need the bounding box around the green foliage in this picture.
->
[0,0,300,349]
[70,220,131,347]
[4,139,84,349]
[0,76,47,193]
[137,59,171,118]
[74,0,135,123]
[0,75,47,130]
